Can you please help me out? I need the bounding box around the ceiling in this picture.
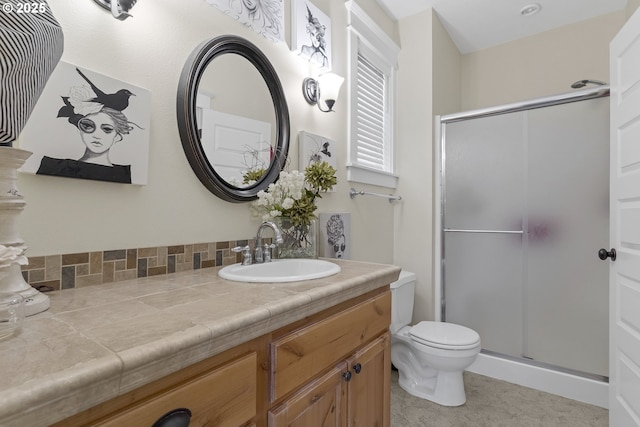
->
[376,0,628,54]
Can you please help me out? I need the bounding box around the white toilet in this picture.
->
[390,271,481,406]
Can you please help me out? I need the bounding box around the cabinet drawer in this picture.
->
[96,352,257,427]
[270,291,391,402]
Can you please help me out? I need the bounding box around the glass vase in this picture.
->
[274,217,318,259]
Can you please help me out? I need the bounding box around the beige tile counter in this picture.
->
[0,259,400,426]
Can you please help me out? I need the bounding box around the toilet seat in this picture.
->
[409,321,480,351]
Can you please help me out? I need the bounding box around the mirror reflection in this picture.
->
[196,54,277,187]
[177,35,289,203]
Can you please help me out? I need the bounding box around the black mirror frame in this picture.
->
[177,35,290,203]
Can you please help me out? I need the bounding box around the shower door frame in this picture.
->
[434,85,610,379]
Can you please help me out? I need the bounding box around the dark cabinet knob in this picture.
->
[353,363,362,374]
[342,371,352,382]
[151,408,192,427]
[598,248,616,261]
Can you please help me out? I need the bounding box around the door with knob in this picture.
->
[609,8,640,424]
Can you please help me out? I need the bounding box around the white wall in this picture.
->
[627,0,640,18]
[394,10,434,322]
[394,9,461,323]
[16,0,398,264]
[461,12,625,111]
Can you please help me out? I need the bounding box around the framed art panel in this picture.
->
[205,0,285,43]
[319,212,350,259]
[298,131,337,169]
[19,61,151,185]
[291,0,331,70]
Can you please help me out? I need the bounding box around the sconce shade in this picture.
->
[317,73,344,110]
[302,73,344,112]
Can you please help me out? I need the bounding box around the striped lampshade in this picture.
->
[0,0,64,146]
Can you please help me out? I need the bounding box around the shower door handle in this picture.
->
[444,228,524,234]
[598,248,616,261]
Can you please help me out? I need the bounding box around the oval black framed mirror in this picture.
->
[177,35,290,202]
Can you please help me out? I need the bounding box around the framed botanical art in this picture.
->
[18,61,151,185]
[205,0,285,43]
[291,0,331,70]
[298,131,337,193]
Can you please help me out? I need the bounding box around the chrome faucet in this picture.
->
[254,221,284,263]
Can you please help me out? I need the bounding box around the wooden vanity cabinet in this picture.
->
[268,290,391,427]
[54,288,391,427]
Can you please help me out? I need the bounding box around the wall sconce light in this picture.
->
[92,0,137,20]
[302,73,344,112]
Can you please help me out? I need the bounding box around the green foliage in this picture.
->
[242,168,266,185]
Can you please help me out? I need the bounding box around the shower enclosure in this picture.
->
[436,86,610,386]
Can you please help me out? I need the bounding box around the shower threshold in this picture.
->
[482,349,608,383]
[467,349,609,408]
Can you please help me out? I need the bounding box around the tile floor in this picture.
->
[390,370,608,426]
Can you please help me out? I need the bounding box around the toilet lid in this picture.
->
[409,321,480,350]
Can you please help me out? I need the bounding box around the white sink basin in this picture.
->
[218,259,341,283]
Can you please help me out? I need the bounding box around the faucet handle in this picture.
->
[232,245,252,265]
[263,243,277,262]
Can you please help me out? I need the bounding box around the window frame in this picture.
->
[346,1,400,189]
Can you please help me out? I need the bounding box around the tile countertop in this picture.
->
[0,258,401,427]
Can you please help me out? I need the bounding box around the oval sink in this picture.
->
[218,259,341,283]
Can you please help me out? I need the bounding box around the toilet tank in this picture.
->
[390,270,416,334]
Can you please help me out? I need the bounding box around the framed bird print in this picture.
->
[298,131,337,190]
[18,61,152,185]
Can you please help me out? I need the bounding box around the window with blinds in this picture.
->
[346,0,399,188]
[355,53,388,171]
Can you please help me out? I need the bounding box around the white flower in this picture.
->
[68,85,102,116]
[251,168,323,222]
[282,198,293,209]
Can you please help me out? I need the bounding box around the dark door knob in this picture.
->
[598,248,616,261]
[353,363,362,374]
[151,408,192,427]
[342,371,352,382]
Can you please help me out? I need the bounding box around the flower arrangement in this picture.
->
[251,161,337,257]
[251,160,337,225]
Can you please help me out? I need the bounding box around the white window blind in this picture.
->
[346,0,400,188]
[356,53,387,171]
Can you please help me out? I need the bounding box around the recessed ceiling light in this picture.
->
[520,3,542,16]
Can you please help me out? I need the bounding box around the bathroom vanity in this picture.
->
[0,259,399,426]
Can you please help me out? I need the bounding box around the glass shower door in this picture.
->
[443,112,526,357]
[442,96,609,378]
[525,98,609,377]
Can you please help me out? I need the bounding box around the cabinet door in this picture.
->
[268,362,348,427]
[271,292,391,402]
[96,352,257,427]
[346,333,391,427]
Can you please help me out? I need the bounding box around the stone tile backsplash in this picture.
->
[21,239,252,291]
